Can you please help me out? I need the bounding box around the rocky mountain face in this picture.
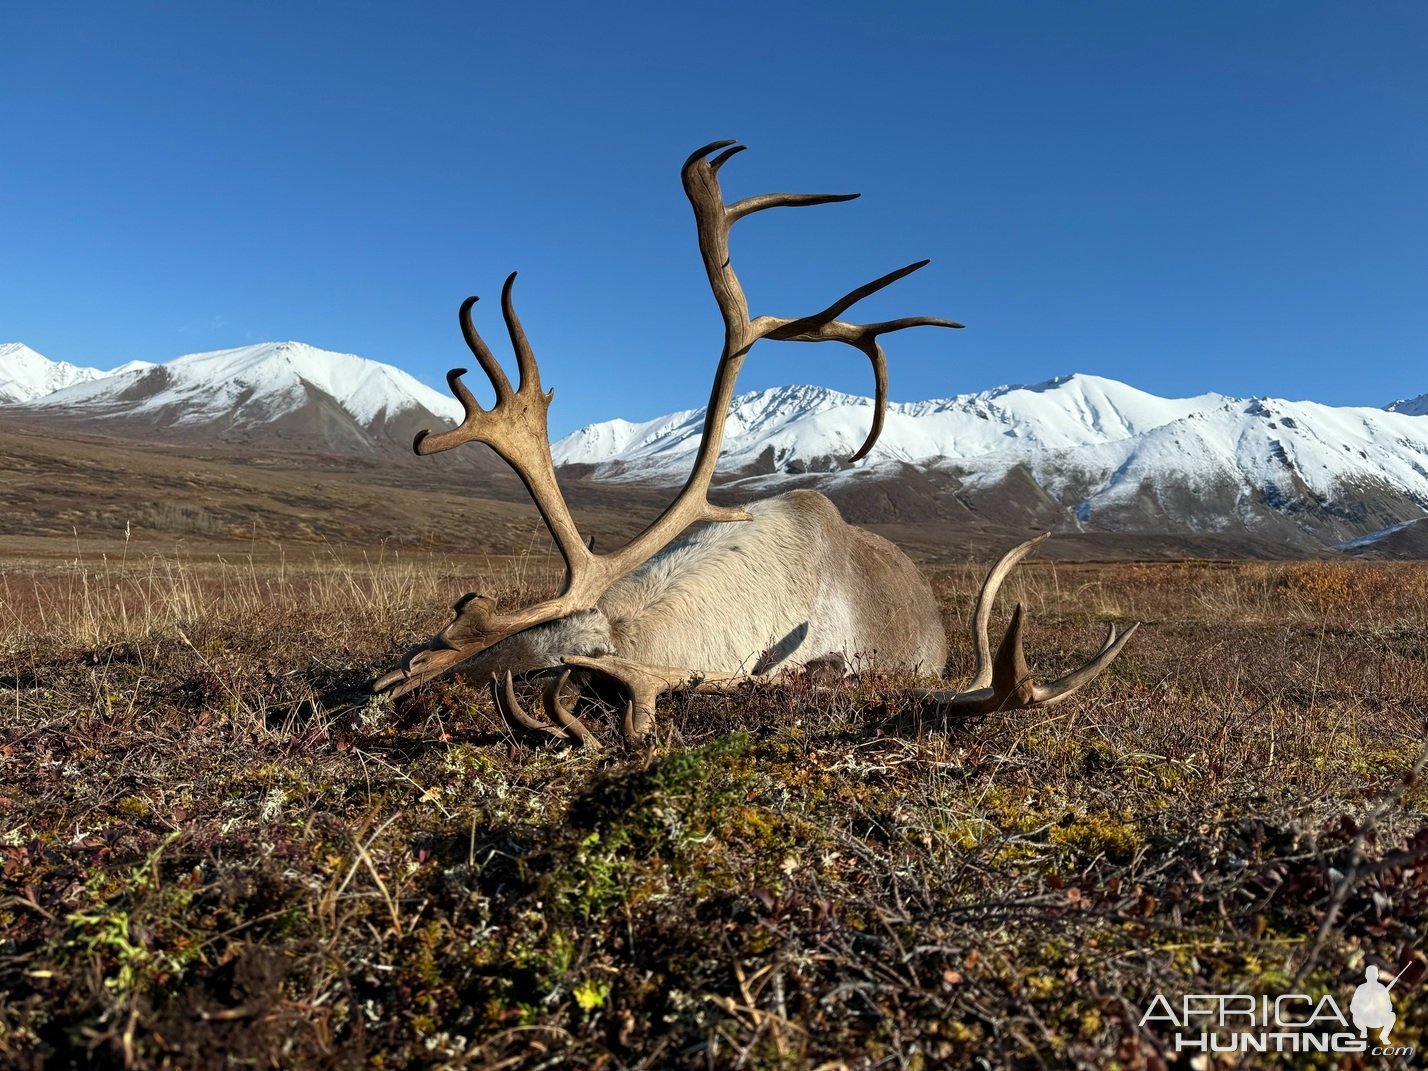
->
[1386,393,1428,417]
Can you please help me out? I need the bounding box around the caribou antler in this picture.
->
[492,670,604,749]
[374,140,960,698]
[679,139,963,463]
[908,536,1140,716]
[492,659,757,747]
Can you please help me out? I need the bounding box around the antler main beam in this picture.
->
[680,139,963,463]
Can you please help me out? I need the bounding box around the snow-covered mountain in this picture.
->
[0,343,116,403]
[553,375,1428,548]
[7,338,1426,550]
[5,341,463,453]
[555,377,1210,471]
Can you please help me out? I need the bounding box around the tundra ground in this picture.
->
[1,547,1425,1069]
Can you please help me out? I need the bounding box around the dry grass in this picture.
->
[1,547,1426,1069]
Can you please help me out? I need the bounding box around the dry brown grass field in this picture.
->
[1,542,1426,1069]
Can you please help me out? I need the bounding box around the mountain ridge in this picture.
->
[5,342,1425,553]
[4,341,464,456]
[551,374,1428,551]
[0,342,114,403]
[1387,392,1428,417]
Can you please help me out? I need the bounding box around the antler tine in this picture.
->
[500,273,546,398]
[412,285,596,587]
[491,670,604,749]
[413,293,517,456]
[986,605,1141,708]
[459,295,515,403]
[709,143,747,172]
[986,603,1034,707]
[542,670,603,748]
[864,315,966,334]
[727,191,861,220]
[417,367,484,449]
[968,533,1050,689]
[563,654,758,742]
[849,337,889,463]
[752,260,964,462]
[1027,621,1139,705]
[493,671,570,741]
[679,141,963,469]
[767,260,935,333]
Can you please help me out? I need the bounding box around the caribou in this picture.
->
[373,140,1137,746]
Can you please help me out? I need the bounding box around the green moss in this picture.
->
[1047,810,1145,862]
[116,794,150,818]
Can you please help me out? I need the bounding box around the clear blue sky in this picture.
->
[4,2,1425,434]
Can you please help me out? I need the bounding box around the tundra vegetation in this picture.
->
[1,546,1424,1069]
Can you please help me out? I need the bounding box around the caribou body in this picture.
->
[437,489,946,682]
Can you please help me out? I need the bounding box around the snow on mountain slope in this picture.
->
[33,341,463,429]
[110,359,159,375]
[978,394,1428,497]
[553,375,1223,473]
[0,343,112,403]
[1336,519,1420,551]
[1335,516,1428,558]
[552,374,1428,541]
[944,394,1428,531]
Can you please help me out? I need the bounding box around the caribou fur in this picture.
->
[451,490,945,684]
